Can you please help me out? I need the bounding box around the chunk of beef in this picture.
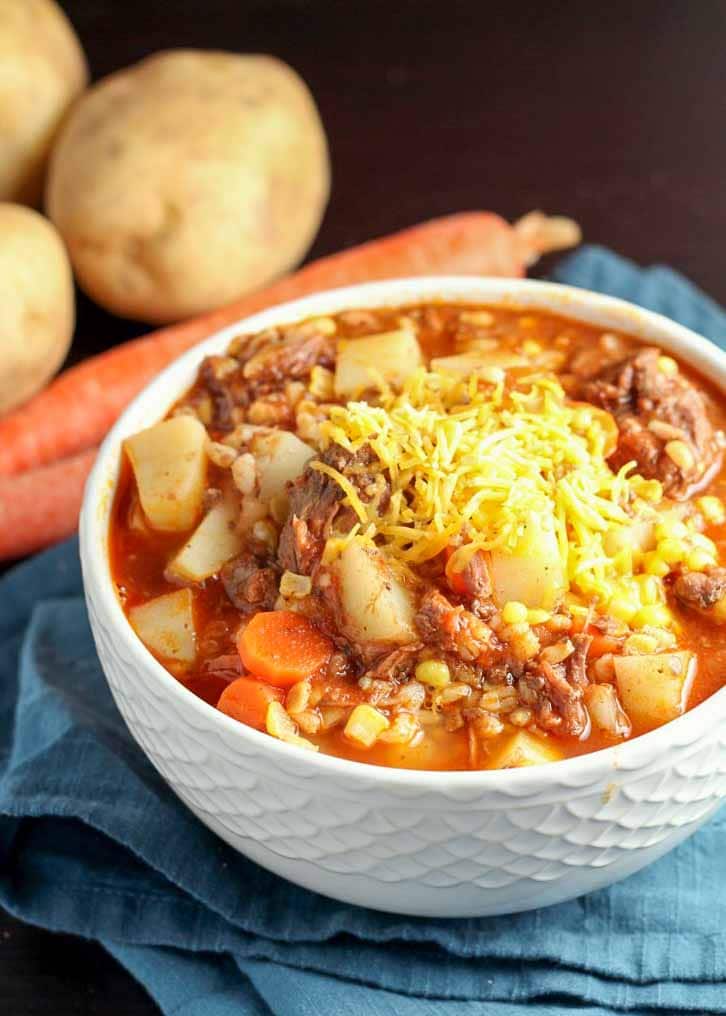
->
[453,550,492,600]
[674,567,726,611]
[220,552,278,614]
[519,633,592,737]
[415,589,495,663]
[242,332,335,385]
[277,443,379,575]
[578,347,721,497]
[200,356,238,431]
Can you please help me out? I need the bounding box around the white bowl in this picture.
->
[80,277,726,918]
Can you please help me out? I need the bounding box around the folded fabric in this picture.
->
[2,245,726,1016]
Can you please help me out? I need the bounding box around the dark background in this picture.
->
[3,0,726,1011]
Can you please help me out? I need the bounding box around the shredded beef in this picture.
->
[242,332,335,385]
[674,567,726,611]
[414,589,495,663]
[220,552,278,613]
[278,443,379,575]
[578,347,721,497]
[518,633,592,737]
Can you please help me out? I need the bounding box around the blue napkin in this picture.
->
[2,245,726,1016]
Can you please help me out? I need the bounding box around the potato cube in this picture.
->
[335,329,422,397]
[485,730,564,769]
[431,350,527,376]
[490,519,566,611]
[331,540,416,644]
[129,588,196,664]
[124,416,207,532]
[614,651,695,728]
[249,429,314,503]
[166,495,243,583]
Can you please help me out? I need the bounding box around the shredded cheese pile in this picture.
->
[315,367,679,617]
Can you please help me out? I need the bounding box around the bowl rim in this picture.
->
[80,274,726,789]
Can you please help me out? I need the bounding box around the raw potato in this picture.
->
[614,651,695,728]
[46,50,330,324]
[331,541,416,645]
[334,330,422,397]
[130,588,197,665]
[0,203,74,412]
[0,0,88,205]
[124,416,207,532]
[167,494,243,583]
[485,730,564,769]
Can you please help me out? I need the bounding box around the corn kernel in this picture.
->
[526,609,551,624]
[415,659,451,688]
[655,519,688,541]
[344,704,390,748]
[624,633,659,654]
[635,574,662,605]
[502,601,528,625]
[657,355,679,376]
[632,604,672,629]
[643,552,670,577]
[521,339,542,356]
[686,548,715,572]
[664,440,695,471]
[657,538,687,565]
[309,365,335,399]
[608,598,639,624]
[697,495,726,525]
[691,533,717,555]
[279,571,312,599]
[636,479,664,503]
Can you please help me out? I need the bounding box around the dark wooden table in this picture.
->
[4,0,726,1011]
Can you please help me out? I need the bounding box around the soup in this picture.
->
[110,303,726,770]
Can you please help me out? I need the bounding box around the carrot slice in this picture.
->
[237,611,333,688]
[217,677,285,731]
[0,448,96,560]
[0,211,580,476]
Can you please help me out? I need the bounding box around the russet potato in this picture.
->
[47,50,330,324]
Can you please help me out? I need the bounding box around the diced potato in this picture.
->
[331,540,416,644]
[124,416,207,532]
[485,730,564,769]
[166,494,243,583]
[614,651,695,728]
[249,430,314,502]
[334,329,422,397]
[603,519,655,558]
[490,520,566,611]
[129,588,196,664]
[584,683,631,738]
[431,351,527,376]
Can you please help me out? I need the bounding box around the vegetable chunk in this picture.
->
[485,730,564,769]
[237,611,333,688]
[166,494,243,583]
[124,416,207,532]
[334,329,422,397]
[331,541,416,644]
[490,519,566,611]
[250,429,314,503]
[614,651,695,728]
[217,677,284,731]
[129,588,196,664]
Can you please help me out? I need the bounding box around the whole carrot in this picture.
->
[0,211,579,477]
[0,448,96,560]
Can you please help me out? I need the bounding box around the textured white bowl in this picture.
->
[80,277,726,917]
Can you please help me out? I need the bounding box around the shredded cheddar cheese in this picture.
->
[313,366,717,625]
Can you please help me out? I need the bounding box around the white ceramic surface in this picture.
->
[79,277,726,917]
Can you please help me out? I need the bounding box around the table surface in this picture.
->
[4,0,726,1011]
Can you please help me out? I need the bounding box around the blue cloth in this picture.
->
[2,245,726,1015]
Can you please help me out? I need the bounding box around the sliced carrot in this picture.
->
[0,448,97,560]
[0,211,580,476]
[217,677,285,731]
[587,633,623,658]
[237,611,333,688]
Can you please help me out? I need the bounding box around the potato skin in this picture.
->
[46,50,331,324]
[0,0,88,205]
[0,203,75,413]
